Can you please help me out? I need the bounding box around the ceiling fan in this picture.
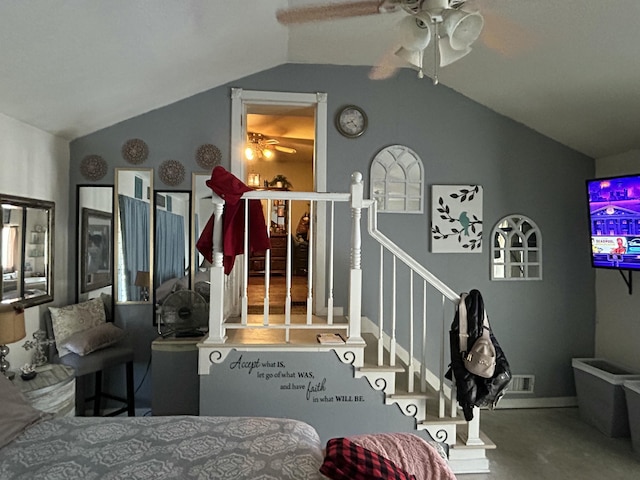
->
[277,0,485,84]
[245,132,297,161]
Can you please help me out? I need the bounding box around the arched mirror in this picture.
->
[78,185,113,299]
[114,168,153,303]
[0,194,54,308]
[154,191,191,307]
[491,214,542,281]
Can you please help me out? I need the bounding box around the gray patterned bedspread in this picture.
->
[0,416,325,480]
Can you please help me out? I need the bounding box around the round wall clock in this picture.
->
[336,105,367,138]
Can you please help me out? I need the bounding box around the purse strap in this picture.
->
[458,293,469,352]
[458,293,491,353]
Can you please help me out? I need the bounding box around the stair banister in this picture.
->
[365,199,485,447]
[366,201,459,302]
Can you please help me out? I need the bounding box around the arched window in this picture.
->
[370,145,424,213]
[491,215,542,280]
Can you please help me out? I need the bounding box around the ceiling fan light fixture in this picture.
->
[438,39,472,67]
[262,147,274,159]
[398,14,431,51]
[442,9,483,51]
[395,46,423,70]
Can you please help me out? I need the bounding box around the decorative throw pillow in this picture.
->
[0,373,52,449]
[347,433,456,480]
[58,323,125,356]
[49,297,106,357]
[320,437,416,480]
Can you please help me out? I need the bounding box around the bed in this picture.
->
[1,372,456,480]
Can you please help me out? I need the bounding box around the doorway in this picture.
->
[230,89,328,314]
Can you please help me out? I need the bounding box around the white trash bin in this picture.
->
[623,380,640,457]
[572,358,640,437]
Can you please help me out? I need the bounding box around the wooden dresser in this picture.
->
[249,233,288,275]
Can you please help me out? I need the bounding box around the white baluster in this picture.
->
[390,256,397,366]
[347,172,364,344]
[327,200,335,325]
[306,200,314,324]
[241,199,249,324]
[206,194,226,343]
[439,293,446,418]
[377,245,384,367]
[408,271,415,393]
[285,199,292,323]
[421,280,427,393]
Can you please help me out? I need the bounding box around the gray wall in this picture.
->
[70,63,596,409]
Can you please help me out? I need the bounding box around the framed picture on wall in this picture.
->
[431,185,483,253]
[81,208,113,293]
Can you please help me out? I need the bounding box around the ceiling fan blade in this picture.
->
[369,45,403,80]
[274,145,297,154]
[463,0,539,57]
[276,1,398,25]
[264,139,280,145]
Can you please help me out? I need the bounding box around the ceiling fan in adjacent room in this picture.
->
[245,132,297,161]
[277,0,486,84]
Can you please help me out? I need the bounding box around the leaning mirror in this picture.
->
[78,185,113,298]
[0,194,54,308]
[154,191,191,307]
[114,168,153,304]
[192,173,216,304]
[192,173,214,278]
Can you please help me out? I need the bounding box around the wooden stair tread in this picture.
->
[387,391,430,400]
[358,364,405,373]
[420,413,467,425]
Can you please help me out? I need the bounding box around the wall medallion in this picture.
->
[121,138,149,164]
[159,159,185,186]
[79,155,108,181]
[196,143,222,169]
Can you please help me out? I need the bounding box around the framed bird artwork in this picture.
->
[431,185,483,253]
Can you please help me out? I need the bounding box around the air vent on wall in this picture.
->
[508,375,535,394]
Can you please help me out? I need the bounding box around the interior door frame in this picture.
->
[230,88,329,314]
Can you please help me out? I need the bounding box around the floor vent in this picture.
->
[509,375,535,394]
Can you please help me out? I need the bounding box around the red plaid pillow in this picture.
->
[320,437,417,480]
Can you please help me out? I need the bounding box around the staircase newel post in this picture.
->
[205,193,227,344]
[348,172,365,345]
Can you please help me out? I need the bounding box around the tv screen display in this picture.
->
[587,174,640,270]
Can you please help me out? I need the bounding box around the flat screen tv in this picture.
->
[587,174,640,270]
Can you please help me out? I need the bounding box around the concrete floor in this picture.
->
[460,408,640,479]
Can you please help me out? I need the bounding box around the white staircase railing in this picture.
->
[201,171,483,447]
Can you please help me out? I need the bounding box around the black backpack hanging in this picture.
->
[446,289,512,421]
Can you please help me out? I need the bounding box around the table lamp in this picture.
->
[0,304,26,380]
[134,271,150,302]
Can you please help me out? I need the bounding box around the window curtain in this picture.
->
[1,226,17,271]
[118,194,150,301]
[155,209,186,286]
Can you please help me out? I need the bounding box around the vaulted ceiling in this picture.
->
[2,0,640,159]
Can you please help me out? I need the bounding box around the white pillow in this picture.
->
[49,297,106,357]
[58,323,125,356]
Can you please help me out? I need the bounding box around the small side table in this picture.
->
[14,364,75,417]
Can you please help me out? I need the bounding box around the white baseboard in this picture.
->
[495,396,577,409]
